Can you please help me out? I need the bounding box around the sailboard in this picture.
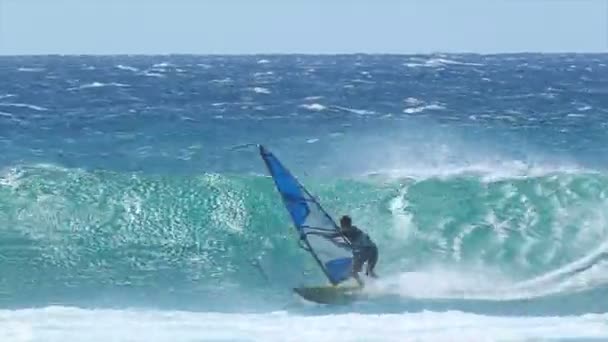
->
[258,145,356,289]
[293,285,362,305]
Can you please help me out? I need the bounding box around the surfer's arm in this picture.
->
[324,232,352,248]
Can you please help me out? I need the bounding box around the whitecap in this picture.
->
[70,82,129,90]
[142,71,165,78]
[404,97,424,106]
[304,96,323,101]
[577,105,592,111]
[254,71,274,77]
[17,67,44,72]
[252,87,271,94]
[404,57,483,68]
[300,103,326,111]
[116,65,139,72]
[0,103,48,111]
[403,104,445,114]
[334,105,375,115]
[153,62,171,68]
[210,78,233,84]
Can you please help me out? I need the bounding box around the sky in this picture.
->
[0,0,606,55]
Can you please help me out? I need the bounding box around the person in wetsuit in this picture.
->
[337,215,378,286]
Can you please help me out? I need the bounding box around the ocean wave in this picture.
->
[1,164,607,307]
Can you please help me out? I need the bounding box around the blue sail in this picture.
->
[259,145,353,285]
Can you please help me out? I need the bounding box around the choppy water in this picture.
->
[1,54,608,341]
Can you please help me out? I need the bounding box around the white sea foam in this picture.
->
[403,104,445,114]
[153,62,171,68]
[116,64,139,72]
[404,97,424,106]
[577,104,592,111]
[300,103,326,111]
[17,67,44,72]
[333,105,375,115]
[210,78,232,84]
[304,96,323,101]
[0,306,606,342]
[254,71,274,77]
[361,159,596,183]
[142,71,165,78]
[252,87,271,94]
[0,103,48,111]
[71,82,129,90]
[404,57,483,68]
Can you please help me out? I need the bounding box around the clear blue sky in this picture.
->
[1,0,606,55]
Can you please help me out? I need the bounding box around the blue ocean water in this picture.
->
[1,54,608,341]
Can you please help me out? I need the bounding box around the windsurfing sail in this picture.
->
[259,145,353,285]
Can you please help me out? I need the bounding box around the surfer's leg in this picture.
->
[366,246,378,278]
[352,252,365,286]
[353,272,364,287]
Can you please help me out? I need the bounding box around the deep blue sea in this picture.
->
[1,54,608,341]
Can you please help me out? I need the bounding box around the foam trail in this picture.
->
[514,241,608,291]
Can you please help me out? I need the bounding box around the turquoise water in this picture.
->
[2,165,608,315]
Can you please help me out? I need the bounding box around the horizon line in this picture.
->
[0,51,607,57]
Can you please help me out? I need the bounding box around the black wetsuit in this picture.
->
[341,226,378,274]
